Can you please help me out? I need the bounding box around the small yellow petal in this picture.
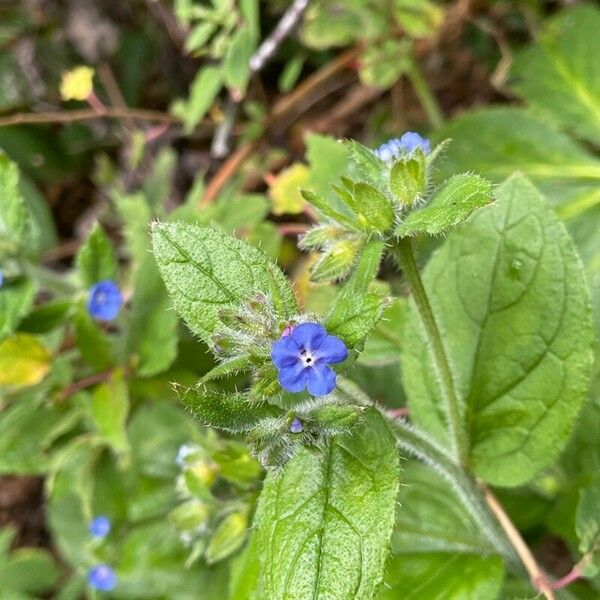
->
[60,66,95,102]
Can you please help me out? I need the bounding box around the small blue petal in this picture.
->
[289,322,327,352]
[306,363,336,396]
[271,335,300,368]
[315,335,348,364]
[0,272,3,288]
[175,444,195,467]
[87,280,122,321]
[89,516,111,538]
[290,417,303,433]
[399,132,430,154]
[88,565,117,592]
[278,361,309,393]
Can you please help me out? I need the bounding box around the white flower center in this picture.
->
[300,349,315,366]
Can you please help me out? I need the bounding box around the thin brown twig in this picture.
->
[56,370,114,402]
[481,483,556,600]
[201,46,361,205]
[0,107,181,128]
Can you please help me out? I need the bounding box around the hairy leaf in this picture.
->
[509,5,600,146]
[402,174,594,486]
[397,174,493,237]
[253,408,399,600]
[0,277,36,341]
[178,386,283,433]
[152,222,297,344]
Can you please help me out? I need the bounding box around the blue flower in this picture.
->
[0,271,3,288]
[87,280,122,321]
[175,444,195,467]
[290,417,303,433]
[271,323,348,396]
[89,515,111,538]
[88,565,117,592]
[374,132,430,162]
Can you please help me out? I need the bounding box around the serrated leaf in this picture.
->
[126,256,178,377]
[152,222,297,344]
[402,174,594,486]
[0,277,36,341]
[397,174,493,237]
[509,5,600,146]
[253,408,399,600]
[0,333,51,387]
[378,462,504,600]
[75,223,118,287]
[326,240,388,347]
[178,386,283,433]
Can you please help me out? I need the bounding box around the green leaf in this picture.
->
[350,182,396,232]
[126,256,178,377]
[0,541,59,594]
[223,26,255,93]
[300,189,358,231]
[199,354,253,383]
[310,238,363,283]
[359,298,405,366]
[0,277,36,341]
[402,174,594,486]
[75,223,118,287]
[73,307,113,370]
[434,108,600,184]
[113,191,152,269]
[378,462,504,599]
[173,66,222,133]
[91,370,130,456]
[152,222,297,344]
[0,155,39,254]
[576,477,600,556]
[390,157,426,207]
[18,300,71,334]
[509,5,600,146]
[0,333,51,387]
[397,174,493,237]
[178,386,282,433]
[346,140,386,189]
[205,510,249,564]
[326,240,388,347]
[253,408,399,600]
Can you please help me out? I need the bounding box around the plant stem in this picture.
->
[482,484,556,600]
[406,57,444,130]
[395,238,468,465]
[387,416,517,563]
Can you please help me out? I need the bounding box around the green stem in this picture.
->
[395,238,468,465]
[387,416,518,563]
[406,58,444,130]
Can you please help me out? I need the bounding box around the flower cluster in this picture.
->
[87,280,123,321]
[374,132,431,162]
[271,323,348,396]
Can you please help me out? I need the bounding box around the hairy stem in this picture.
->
[395,238,468,465]
[406,58,444,130]
[387,416,517,562]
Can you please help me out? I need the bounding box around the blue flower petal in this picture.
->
[278,361,309,393]
[290,322,327,352]
[306,363,336,396]
[271,335,300,368]
[89,515,111,538]
[88,565,117,592]
[399,132,430,154]
[88,280,123,321]
[315,335,348,364]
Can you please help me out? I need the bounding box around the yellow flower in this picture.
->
[60,66,95,101]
